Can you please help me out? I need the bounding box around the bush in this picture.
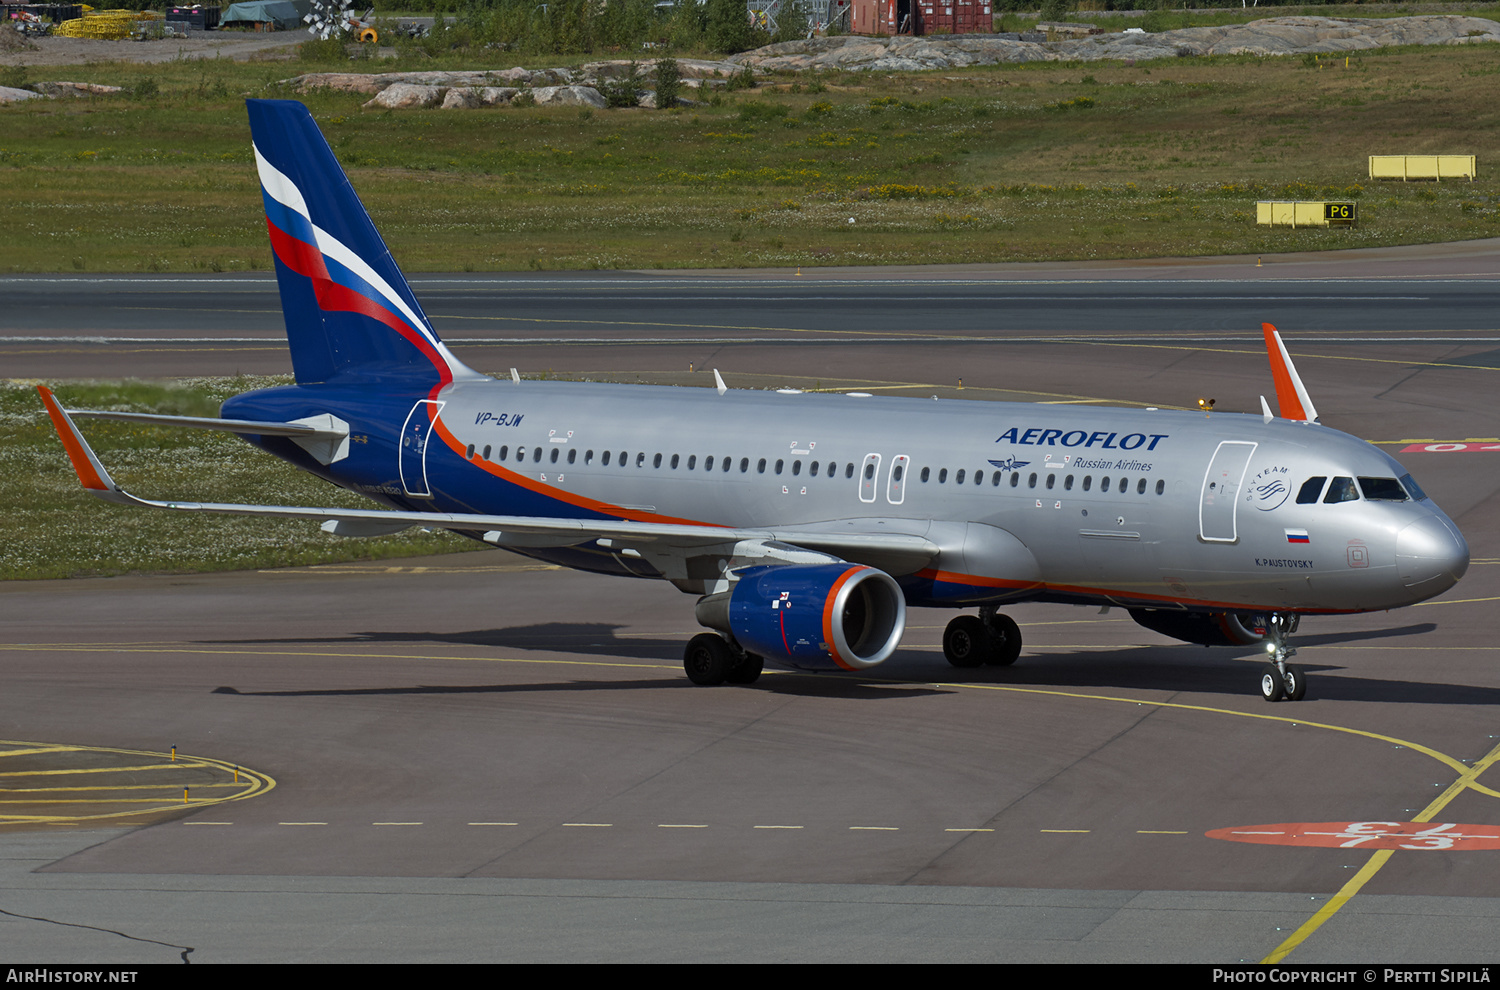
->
[654,56,681,109]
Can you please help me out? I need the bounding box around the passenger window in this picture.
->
[1082,476,1092,492]
[938,469,948,483]
[1010,473,1020,488]
[776,460,784,474]
[635,452,645,467]
[466,444,475,459]
[653,453,662,468]
[845,464,854,479]
[585,450,594,464]
[1324,477,1359,503]
[602,451,612,466]
[921,467,931,483]
[792,460,801,476]
[955,469,965,484]
[671,454,680,469]
[1154,480,1164,495]
[1296,477,1327,504]
[534,447,543,461]
[499,445,508,460]
[705,456,715,471]
[687,455,696,470]
[483,445,492,460]
[740,458,749,473]
[758,458,767,473]
[567,448,576,464]
[1028,473,1037,489]
[552,448,560,463]
[1358,477,1408,501]
[1045,474,1056,490]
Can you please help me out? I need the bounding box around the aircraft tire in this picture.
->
[685,633,733,686]
[983,613,1022,666]
[726,652,764,685]
[1259,664,1286,702]
[943,615,987,669]
[1283,664,1307,702]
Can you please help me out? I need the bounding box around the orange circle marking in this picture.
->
[1208,821,1500,851]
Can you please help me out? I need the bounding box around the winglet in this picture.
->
[713,369,727,396]
[36,385,120,495]
[1261,323,1319,423]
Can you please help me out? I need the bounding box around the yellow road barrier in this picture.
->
[1369,155,1476,181]
[1256,201,1358,228]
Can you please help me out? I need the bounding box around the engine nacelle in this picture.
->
[697,563,906,671]
[1128,609,1270,647]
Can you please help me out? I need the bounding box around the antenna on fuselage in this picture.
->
[1262,323,1320,423]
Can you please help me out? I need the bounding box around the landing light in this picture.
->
[1198,398,1216,411]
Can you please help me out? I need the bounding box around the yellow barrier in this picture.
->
[1256,202,1358,228]
[1369,155,1476,181]
[54,10,161,40]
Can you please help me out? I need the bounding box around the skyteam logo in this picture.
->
[1245,465,1292,511]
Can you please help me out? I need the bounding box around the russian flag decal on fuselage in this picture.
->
[1285,528,1311,544]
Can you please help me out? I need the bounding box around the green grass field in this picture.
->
[3,28,1499,274]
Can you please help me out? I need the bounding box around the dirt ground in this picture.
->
[0,30,306,67]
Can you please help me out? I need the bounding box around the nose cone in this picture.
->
[1396,515,1469,597]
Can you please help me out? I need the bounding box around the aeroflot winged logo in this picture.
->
[996,427,1169,451]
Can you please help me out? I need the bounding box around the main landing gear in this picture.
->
[942,607,1023,668]
[683,633,764,686]
[1258,613,1307,703]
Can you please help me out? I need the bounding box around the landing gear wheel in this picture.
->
[1282,663,1307,702]
[943,615,987,669]
[1259,663,1286,702]
[983,613,1022,666]
[684,633,733,686]
[727,652,764,685]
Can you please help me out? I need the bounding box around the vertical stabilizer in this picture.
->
[246,99,482,390]
[1261,323,1319,423]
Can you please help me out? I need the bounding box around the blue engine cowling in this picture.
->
[718,563,907,671]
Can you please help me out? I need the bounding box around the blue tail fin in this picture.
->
[246,99,482,389]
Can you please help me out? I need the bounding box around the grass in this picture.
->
[2,27,1500,272]
[0,378,470,580]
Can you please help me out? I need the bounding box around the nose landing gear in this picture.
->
[1258,613,1306,702]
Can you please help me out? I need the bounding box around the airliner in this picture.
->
[38,99,1470,703]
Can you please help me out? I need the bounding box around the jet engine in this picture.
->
[1128,609,1271,647]
[696,562,906,670]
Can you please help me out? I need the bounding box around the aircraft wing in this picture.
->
[38,386,939,574]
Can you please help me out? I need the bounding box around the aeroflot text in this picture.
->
[6,973,137,983]
[996,428,1169,451]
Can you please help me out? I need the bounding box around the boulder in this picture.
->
[363,83,446,109]
[0,86,44,103]
[530,85,606,108]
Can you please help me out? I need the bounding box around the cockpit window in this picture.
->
[1358,477,1409,502]
[1323,477,1360,503]
[1400,473,1429,501]
[1296,477,1327,504]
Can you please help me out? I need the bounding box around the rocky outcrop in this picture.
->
[28,81,124,97]
[0,85,44,103]
[363,82,447,109]
[729,15,1500,71]
[287,67,576,95]
[530,84,607,108]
